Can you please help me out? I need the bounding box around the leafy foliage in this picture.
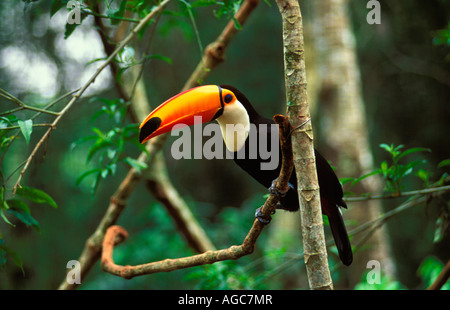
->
[0,240,23,274]
[433,22,450,46]
[1,0,246,282]
[345,143,432,194]
[0,115,20,148]
[1,0,448,290]
[354,271,406,290]
[71,97,146,194]
[433,22,450,61]
[0,186,57,271]
[417,256,450,289]
[186,260,262,289]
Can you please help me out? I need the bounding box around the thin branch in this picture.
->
[0,88,60,116]
[9,106,60,116]
[1,123,54,130]
[94,1,214,253]
[82,9,140,23]
[92,2,131,105]
[386,47,450,88]
[427,260,450,290]
[11,0,171,194]
[343,183,450,262]
[276,0,333,290]
[101,116,293,279]
[348,196,428,239]
[183,0,260,88]
[262,187,449,280]
[58,0,260,289]
[57,141,164,290]
[0,88,80,171]
[0,88,26,107]
[344,185,450,202]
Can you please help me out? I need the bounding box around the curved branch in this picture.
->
[58,0,260,289]
[101,116,293,279]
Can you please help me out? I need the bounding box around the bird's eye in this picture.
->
[224,94,233,104]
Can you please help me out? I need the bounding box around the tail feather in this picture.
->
[328,205,353,266]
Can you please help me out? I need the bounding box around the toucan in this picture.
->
[139,85,353,266]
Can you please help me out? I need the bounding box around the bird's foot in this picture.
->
[255,206,275,225]
[268,178,294,197]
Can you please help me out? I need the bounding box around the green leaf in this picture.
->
[144,54,173,65]
[15,186,58,208]
[0,242,24,274]
[433,215,447,244]
[380,160,388,172]
[396,147,431,162]
[432,23,450,46]
[404,159,427,173]
[339,177,355,185]
[379,143,403,157]
[351,169,382,186]
[124,157,148,172]
[232,16,242,30]
[0,208,15,227]
[100,168,109,179]
[75,168,103,186]
[50,0,66,17]
[415,169,430,185]
[6,199,40,232]
[85,56,108,66]
[417,256,450,289]
[18,119,33,144]
[436,172,448,186]
[91,171,104,195]
[0,115,18,127]
[0,135,17,149]
[438,159,450,169]
[191,0,217,8]
[70,135,97,151]
[64,11,88,39]
[107,0,129,25]
[87,140,112,162]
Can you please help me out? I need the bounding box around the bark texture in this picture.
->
[276,0,333,290]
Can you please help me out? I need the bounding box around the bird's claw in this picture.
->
[268,178,294,197]
[255,206,275,225]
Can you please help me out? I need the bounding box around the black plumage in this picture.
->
[222,85,352,266]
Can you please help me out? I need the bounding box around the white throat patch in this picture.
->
[215,100,250,152]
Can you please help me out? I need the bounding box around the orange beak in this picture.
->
[139,85,233,143]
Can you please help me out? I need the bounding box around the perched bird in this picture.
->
[139,85,352,266]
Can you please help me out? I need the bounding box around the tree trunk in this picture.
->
[310,0,394,287]
[276,0,334,290]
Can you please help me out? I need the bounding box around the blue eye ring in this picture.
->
[224,94,233,103]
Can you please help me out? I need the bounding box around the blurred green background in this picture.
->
[0,0,449,289]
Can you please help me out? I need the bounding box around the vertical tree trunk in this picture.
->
[276,0,333,290]
[310,0,393,287]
